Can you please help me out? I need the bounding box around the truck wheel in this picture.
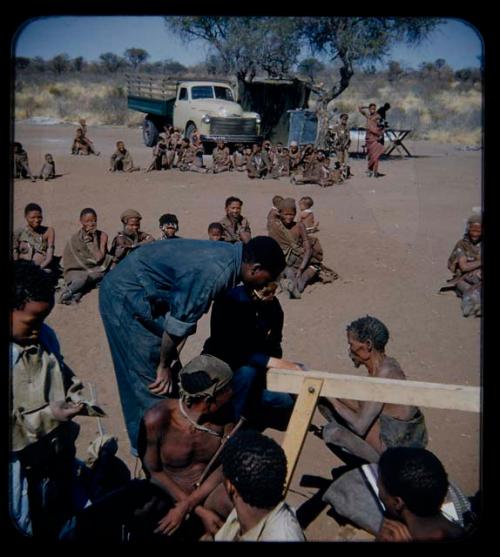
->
[185,123,197,143]
[143,117,159,147]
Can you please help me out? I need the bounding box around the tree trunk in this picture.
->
[315,97,329,150]
[314,56,353,150]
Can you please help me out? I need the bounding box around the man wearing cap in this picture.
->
[99,235,286,454]
[68,355,235,541]
[109,209,155,265]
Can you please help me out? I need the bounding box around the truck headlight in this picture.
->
[202,114,211,124]
[255,114,261,124]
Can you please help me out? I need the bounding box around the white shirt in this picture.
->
[215,501,306,542]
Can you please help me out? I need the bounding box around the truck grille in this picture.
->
[210,118,257,135]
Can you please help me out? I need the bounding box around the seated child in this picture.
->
[442,213,482,317]
[208,222,225,241]
[13,202,56,272]
[39,153,56,180]
[78,118,100,155]
[146,133,169,171]
[14,142,36,181]
[109,141,140,172]
[71,128,92,156]
[298,196,320,233]
[276,144,291,177]
[219,196,252,243]
[177,138,208,173]
[266,195,284,233]
[158,213,180,239]
[110,209,155,264]
[212,140,232,173]
[231,144,247,172]
[59,208,113,304]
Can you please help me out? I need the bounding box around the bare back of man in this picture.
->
[319,316,427,463]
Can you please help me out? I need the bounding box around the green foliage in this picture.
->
[124,48,150,70]
[49,53,70,75]
[15,57,31,70]
[72,56,85,72]
[163,59,188,75]
[166,16,301,81]
[99,52,125,73]
[297,58,325,81]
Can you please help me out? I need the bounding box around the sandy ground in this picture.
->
[12,122,482,541]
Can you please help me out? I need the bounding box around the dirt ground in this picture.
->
[12,122,482,541]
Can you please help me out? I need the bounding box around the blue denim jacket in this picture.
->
[101,239,243,338]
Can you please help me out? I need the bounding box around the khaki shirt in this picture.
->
[11,324,82,452]
[214,501,306,542]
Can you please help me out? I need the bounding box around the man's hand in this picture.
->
[50,400,85,421]
[149,364,172,395]
[268,357,304,371]
[376,518,412,542]
[154,499,190,536]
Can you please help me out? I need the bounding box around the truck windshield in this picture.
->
[214,87,234,101]
[191,86,214,100]
[190,85,234,101]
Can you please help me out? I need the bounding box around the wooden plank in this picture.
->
[282,378,323,492]
[267,369,480,413]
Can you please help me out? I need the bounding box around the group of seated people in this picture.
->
[13,193,481,316]
[10,256,476,542]
[68,117,354,186]
[143,128,351,186]
[12,192,338,306]
[13,142,57,182]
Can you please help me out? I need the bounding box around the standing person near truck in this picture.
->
[358,104,385,178]
[330,113,352,179]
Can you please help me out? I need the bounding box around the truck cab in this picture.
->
[126,75,261,150]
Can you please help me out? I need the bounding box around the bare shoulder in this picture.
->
[44,226,55,238]
[143,399,174,431]
[379,356,406,380]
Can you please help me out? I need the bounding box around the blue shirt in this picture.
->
[101,239,243,338]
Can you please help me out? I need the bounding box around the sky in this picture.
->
[14,16,483,70]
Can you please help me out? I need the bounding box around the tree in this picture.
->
[72,56,85,72]
[387,60,404,82]
[31,56,47,72]
[124,48,150,71]
[297,58,325,82]
[204,53,229,76]
[166,16,440,148]
[163,58,187,75]
[300,17,442,148]
[15,57,31,70]
[99,52,124,73]
[49,53,70,75]
[166,16,301,89]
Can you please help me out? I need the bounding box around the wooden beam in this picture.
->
[281,378,323,492]
[267,369,480,413]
